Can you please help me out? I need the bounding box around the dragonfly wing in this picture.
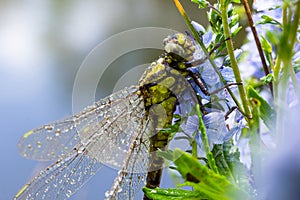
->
[15,144,102,200]
[18,86,142,161]
[15,86,148,199]
[105,117,152,200]
[18,118,80,161]
[77,86,147,170]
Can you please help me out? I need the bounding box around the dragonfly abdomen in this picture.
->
[144,96,176,192]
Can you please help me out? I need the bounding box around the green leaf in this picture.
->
[191,0,209,8]
[261,36,272,54]
[294,64,300,73]
[266,30,281,47]
[231,0,241,3]
[229,13,240,27]
[231,25,242,37]
[224,0,231,7]
[206,2,241,55]
[172,149,249,200]
[143,187,205,200]
[212,142,235,182]
[268,5,281,11]
[247,86,276,130]
[212,141,254,195]
[255,15,282,26]
[260,74,274,84]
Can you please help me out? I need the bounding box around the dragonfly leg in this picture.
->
[209,82,243,95]
[224,105,252,120]
[189,70,243,96]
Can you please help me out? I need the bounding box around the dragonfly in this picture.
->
[14,33,226,200]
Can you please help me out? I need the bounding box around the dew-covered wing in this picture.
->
[18,86,143,162]
[105,116,151,200]
[14,144,102,200]
[18,118,80,161]
[15,86,147,200]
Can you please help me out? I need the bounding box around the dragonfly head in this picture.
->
[163,33,195,64]
[138,33,197,94]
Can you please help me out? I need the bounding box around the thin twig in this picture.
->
[242,0,274,96]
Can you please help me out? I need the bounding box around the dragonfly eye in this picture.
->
[163,33,195,61]
[164,42,185,58]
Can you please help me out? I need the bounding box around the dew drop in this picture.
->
[46,136,52,141]
[45,179,50,184]
[105,191,111,198]
[66,190,72,198]
[55,129,61,136]
[44,125,53,131]
[27,144,32,149]
[36,141,42,148]
[70,179,76,185]
[77,146,85,154]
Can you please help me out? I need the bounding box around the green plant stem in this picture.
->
[273,57,281,100]
[289,1,300,49]
[191,132,198,159]
[289,66,300,100]
[196,104,219,174]
[274,0,300,137]
[220,0,252,120]
[248,98,263,192]
[173,0,242,111]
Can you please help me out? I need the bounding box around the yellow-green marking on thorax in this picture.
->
[138,33,196,107]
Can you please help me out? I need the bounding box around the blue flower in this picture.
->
[180,110,244,151]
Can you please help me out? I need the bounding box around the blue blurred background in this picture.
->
[0,1,208,199]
